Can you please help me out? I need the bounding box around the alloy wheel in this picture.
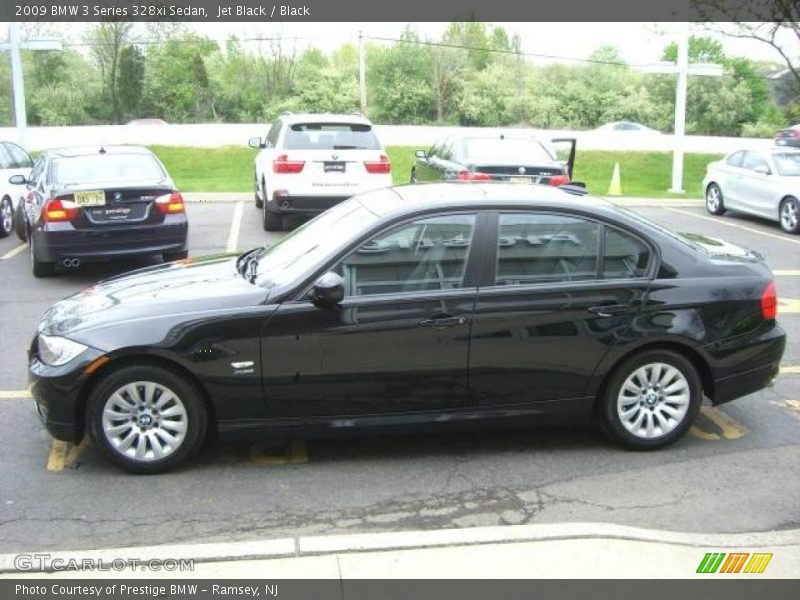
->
[616,362,690,439]
[101,381,188,462]
[706,186,720,213]
[0,200,12,235]
[781,199,798,232]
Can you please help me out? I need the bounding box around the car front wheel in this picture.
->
[87,365,208,473]
[255,175,263,208]
[705,183,725,215]
[780,197,800,234]
[0,196,13,238]
[600,350,702,450]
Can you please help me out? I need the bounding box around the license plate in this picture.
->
[509,176,531,184]
[324,161,346,173]
[74,191,105,207]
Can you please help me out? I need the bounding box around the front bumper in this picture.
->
[28,341,106,443]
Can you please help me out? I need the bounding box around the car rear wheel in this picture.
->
[705,183,725,215]
[779,197,800,234]
[30,235,55,278]
[87,365,208,474]
[600,350,702,450]
[255,175,263,208]
[263,202,284,232]
[14,202,26,241]
[0,197,13,238]
[163,250,188,262]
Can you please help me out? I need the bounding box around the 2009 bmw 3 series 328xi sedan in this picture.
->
[28,183,785,473]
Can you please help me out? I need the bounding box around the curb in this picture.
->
[2,522,798,574]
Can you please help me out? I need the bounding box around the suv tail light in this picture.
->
[273,155,305,174]
[761,281,777,320]
[365,155,391,174]
[43,197,78,222]
[547,174,571,186]
[456,170,491,181]
[155,192,185,214]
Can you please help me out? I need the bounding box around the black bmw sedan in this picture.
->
[28,183,785,473]
[11,145,188,277]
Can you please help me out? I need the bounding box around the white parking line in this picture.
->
[664,208,800,246]
[226,201,244,253]
[0,243,27,260]
[775,270,800,276]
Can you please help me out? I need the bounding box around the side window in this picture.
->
[0,145,11,170]
[495,213,599,286]
[336,214,477,297]
[4,143,32,169]
[266,120,282,148]
[603,227,651,279]
[742,152,769,172]
[726,151,745,167]
[29,156,46,186]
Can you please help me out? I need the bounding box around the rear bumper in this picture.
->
[709,323,786,405]
[269,195,351,215]
[33,220,187,263]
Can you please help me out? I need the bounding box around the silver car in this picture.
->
[703,149,800,234]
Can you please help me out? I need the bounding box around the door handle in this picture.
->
[587,305,630,318]
[419,315,469,328]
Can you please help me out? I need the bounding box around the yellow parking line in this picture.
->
[46,440,70,471]
[226,200,244,253]
[699,405,748,440]
[0,390,31,399]
[690,425,720,440]
[781,366,800,375]
[775,270,800,276]
[664,208,800,246]
[0,242,27,260]
[778,298,800,314]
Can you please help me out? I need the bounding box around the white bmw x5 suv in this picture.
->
[249,112,393,231]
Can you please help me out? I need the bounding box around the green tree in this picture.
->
[116,46,145,120]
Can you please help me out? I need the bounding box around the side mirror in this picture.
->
[415,149,427,159]
[248,137,265,149]
[8,174,26,185]
[754,165,771,175]
[311,271,344,306]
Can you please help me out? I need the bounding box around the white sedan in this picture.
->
[703,149,800,234]
[0,141,34,238]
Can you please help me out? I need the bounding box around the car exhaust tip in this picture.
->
[280,200,290,209]
[62,258,80,268]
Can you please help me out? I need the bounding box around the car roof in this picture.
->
[44,145,155,159]
[356,183,613,218]
[282,113,372,125]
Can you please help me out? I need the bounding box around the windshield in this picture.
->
[462,138,554,163]
[284,123,381,150]
[773,153,800,176]
[255,199,380,288]
[52,154,166,185]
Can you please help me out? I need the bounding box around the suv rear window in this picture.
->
[283,123,381,150]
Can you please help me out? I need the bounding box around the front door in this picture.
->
[262,212,480,419]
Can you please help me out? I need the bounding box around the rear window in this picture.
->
[283,123,381,150]
[773,153,800,176]
[462,138,554,163]
[52,154,166,185]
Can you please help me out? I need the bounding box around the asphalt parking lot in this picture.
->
[0,197,798,554]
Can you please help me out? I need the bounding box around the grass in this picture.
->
[148,144,723,199]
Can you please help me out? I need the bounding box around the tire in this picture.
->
[86,364,208,474]
[163,250,189,262]
[599,349,702,450]
[779,197,800,234]
[705,183,725,216]
[410,169,418,184]
[30,235,55,278]
[0,197,13,238]
[254,175,263,209]
[14,202,26,241]
[262,202,284,232]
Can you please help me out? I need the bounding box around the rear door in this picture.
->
[468,211,652,407]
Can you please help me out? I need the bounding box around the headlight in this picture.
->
[37,334,88,367]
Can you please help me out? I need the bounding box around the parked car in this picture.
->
[774,124,800,148]
[249,112,392,232]
[703,149,800,234]
[29,183,784,473]
[126,118,168,126]
[12,145,188,277]
[594,121,661,135]
[411,133,576,187]
[0,141,34,238]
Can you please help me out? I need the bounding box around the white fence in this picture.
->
[0,123,775,154]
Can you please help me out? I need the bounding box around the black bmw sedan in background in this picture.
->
[12,145,188,277]
[28,183,785,472]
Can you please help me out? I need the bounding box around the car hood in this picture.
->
[39,254,269,338]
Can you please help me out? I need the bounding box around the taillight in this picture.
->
[547,174,571,186]
[155,192,185,214]
[273,154,305,174]
[456,170,491,181]
[761,281,777,320]
[365,154,391,174]
[43,198,78,222]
